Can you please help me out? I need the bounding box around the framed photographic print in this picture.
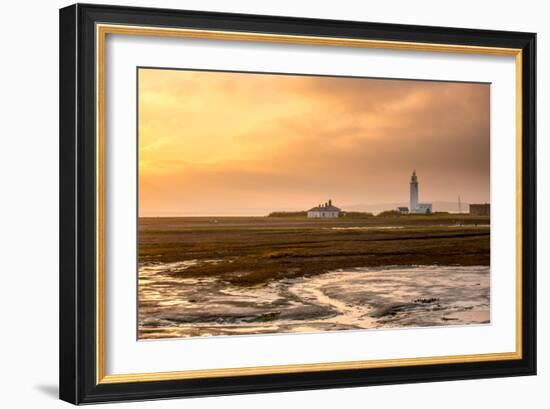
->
[59,3,536,404]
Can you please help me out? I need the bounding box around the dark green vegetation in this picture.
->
[268,211,308,217]
[346,211,374,217]
[268,211,375,218]
[139,215,490,287]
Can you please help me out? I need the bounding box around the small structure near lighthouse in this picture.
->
[469,203,490,216]
[308,200,341,218]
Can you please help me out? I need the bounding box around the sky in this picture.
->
[138,68,490,216]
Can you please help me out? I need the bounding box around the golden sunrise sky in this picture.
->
[138,68,490,216]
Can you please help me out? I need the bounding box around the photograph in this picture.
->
[137,68,491,340]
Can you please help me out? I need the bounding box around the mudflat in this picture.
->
[139,215,490,287]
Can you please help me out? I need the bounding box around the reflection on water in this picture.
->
[138,264,490,339]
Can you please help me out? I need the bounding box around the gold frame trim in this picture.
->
[96,23,523,385]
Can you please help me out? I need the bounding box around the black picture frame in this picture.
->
[60,3,536,404]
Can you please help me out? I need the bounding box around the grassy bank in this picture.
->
[139,215,490,286]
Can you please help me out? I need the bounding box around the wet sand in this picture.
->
[139,264,490,339]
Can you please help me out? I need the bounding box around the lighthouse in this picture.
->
[410,170,418,212]
[396,170,432,214]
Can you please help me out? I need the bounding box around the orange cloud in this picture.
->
[138,68,490,216]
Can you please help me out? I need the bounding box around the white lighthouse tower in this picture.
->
[410,170,419,212]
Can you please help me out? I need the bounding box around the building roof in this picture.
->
[308,205,341,212]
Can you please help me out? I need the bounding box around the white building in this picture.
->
[307,200,341,218]
[409,170,432,214]
[415,203,432,214]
